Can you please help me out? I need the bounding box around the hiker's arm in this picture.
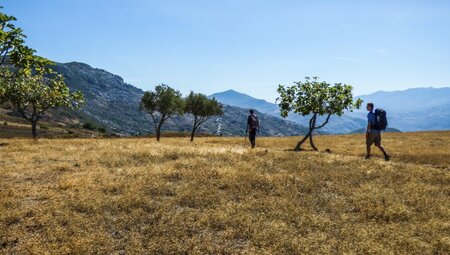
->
[366,122,371,138]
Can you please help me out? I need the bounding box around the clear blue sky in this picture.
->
[3,0,450,101]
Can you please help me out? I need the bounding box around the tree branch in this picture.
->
[314,114,331,129]
[36,105,51,115]
[197,116,210,127]
[149,112,158,133]
[17,106,31,121]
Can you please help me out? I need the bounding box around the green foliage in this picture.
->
[2,74,84,137]
[277,77,362,150]
[277,77,362,118]
[140,84,184,141]
[0,7,53,77]
[185,92,223,117]
[0,7,83,138]
[82,122,106,133]
[140,84,184,118]
[39,123,49,130]
[184,91,223,141]
[82,122,97,130]
[3,74,84,116]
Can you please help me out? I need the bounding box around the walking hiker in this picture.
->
[247,109,260,148]
[365,103,390,161]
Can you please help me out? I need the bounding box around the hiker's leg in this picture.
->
[366,134,373,157]
[249,129,256,148]
[377,145,388,156]
[251,131,256,148]
[375,134,387,156]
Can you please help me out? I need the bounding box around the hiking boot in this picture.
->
[384,154,391,161]
[365,155,371,160]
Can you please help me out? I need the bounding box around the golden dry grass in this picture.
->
[0,131,449,254]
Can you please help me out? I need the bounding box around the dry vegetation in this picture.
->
[0,131,449,254]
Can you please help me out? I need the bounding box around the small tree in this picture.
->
[140,84,184,141]
[185,92,223,141]
[1,74,84,138]
[277,77,362,151]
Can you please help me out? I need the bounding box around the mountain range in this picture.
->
[2,61,449,137]
[211,87,450,133]
[354,88,450,131]
[49,62,308,137]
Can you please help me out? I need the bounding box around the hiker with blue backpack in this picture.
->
[246,109,260,148]
[366,103,390,161]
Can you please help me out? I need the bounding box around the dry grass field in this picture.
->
[0,131,449,254]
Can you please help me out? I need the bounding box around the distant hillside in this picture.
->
[210,90,366,134]
[0,105,104,138]
[210,90,278,113]
[357,87,450,112]
[212,87,450,133]
[47,62,308,137]
[353,87,450,132]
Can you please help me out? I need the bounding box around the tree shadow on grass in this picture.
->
[283,148,331,153]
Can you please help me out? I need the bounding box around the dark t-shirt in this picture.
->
[248,114,259,129]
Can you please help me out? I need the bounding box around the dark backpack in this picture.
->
[249,114,259,128]
[373,108,388,131]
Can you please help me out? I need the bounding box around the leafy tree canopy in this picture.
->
[185,92,223,119]
[184,91,223,141]
[278,77,362,118]
[1,73,84,137]
[140,84,184,141]
[277,77,362,150]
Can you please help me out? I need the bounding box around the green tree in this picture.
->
[0,7,85,139]
[1,74,84,138]
[277,77,362,151]
[140,84,184,141]
[184,92,223,141]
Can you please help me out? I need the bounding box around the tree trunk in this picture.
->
[156,130,161,142]
[294,113,317,151]
[190,130,195,142]
[190,118,198,142]
[156,118,165,142]
[31,120,38,139]
[309,132,318,150]
[309,114,318,150]
[190,126,196,142]
[294,132,311,151]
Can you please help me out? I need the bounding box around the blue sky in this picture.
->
[3,0,450,101]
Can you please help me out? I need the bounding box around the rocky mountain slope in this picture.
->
[49,62,308,136]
